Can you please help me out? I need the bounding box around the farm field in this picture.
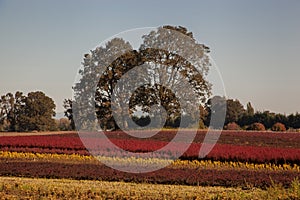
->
[2,176,299,200]
[0,130,299,199]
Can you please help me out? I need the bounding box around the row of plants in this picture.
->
[0,133,299,164]
[105,130,300,148]
[1,176,299,200]
[1,130,299,149]
[224,122,289,132]
[1,151,299,172]
[1,158,298,188]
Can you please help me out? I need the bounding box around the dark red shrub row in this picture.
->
[0,160,297,189]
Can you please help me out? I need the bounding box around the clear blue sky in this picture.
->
[0,0,299,114]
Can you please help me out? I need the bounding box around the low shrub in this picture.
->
[271,122,286,132]
[224,122,241,130]
[248,122,266,131]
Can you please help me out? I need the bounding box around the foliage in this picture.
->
[0,129,299,190]
[18,91,56,132]
[0,154,299,189]
[271,122,286,132]
[246,102,254,116]
[55,118,73,131]
[63,99,75,130]
[0,91,26,131]
[248,122,266,131]
[224,122,241,130]
[73,25,211,131]
[2,151,299,172]
[225,99,245,124]
[1,131,299,164]
[287,113,300,129]
[0,91,56,132]
[2,177,299,200]
[204,96,226,129]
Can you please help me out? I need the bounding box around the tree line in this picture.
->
[1,90,300,132]
[0,91,72,132]
[205,96,300,131]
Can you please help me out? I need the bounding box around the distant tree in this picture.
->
[18,91,56,132]
[271,122,286,132]
[274,114,288,128]
[0,91,26,131]
[248,122,266,131]
[238,102,255,128]
[287,113,300,129]
[238,114,255,128]
[0,93,11,130]
[204,96,227,129]
[56,118,72,131]
[246,102,254,116]
[63,99,75,130]
[251,111,275,129]
[225,99,245,124]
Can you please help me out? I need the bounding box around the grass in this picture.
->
[0,176,299,200]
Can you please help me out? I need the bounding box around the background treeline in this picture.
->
[1,91,300,132]
[206,97,300,132]
[131,97,300,131]
[0,91,72,132]
[63,96,300,132]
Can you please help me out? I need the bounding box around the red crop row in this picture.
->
[0,160,298,188]
[104,130,300,148]
[0,132,299,164]
[0,134,84,150]
[1,130,299,149]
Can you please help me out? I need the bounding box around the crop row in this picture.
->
[104,130,300,148]
[0,159,298,188]
[1,134,299,164]
[1,130,300,148]
[3,177,299,200]
[1,151,299,172]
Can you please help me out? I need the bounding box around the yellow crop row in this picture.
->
[0,151,94,163]
[0,151,299,172]
[172,159,300,171]
[1,176,299,200]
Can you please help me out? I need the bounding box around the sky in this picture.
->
[0,0,299,114]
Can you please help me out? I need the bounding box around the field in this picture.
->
[1,176,300,200]
[0,130,299,199]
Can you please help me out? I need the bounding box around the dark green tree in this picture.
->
[252,111,275,129]
[287,113,300,129]
[63,99,75,130]
[0,91,26,131]
[246,102,254,116]
[225,99,245,124]
[204,96,227,129]
[18,91,56,132]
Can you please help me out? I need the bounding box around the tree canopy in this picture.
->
[0,91,56,132]
[72,25,212,131]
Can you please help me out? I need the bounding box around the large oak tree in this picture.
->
[72,25,212,131]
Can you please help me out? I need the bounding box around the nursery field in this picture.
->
[0,130,299,199]
[1,176,299,200]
